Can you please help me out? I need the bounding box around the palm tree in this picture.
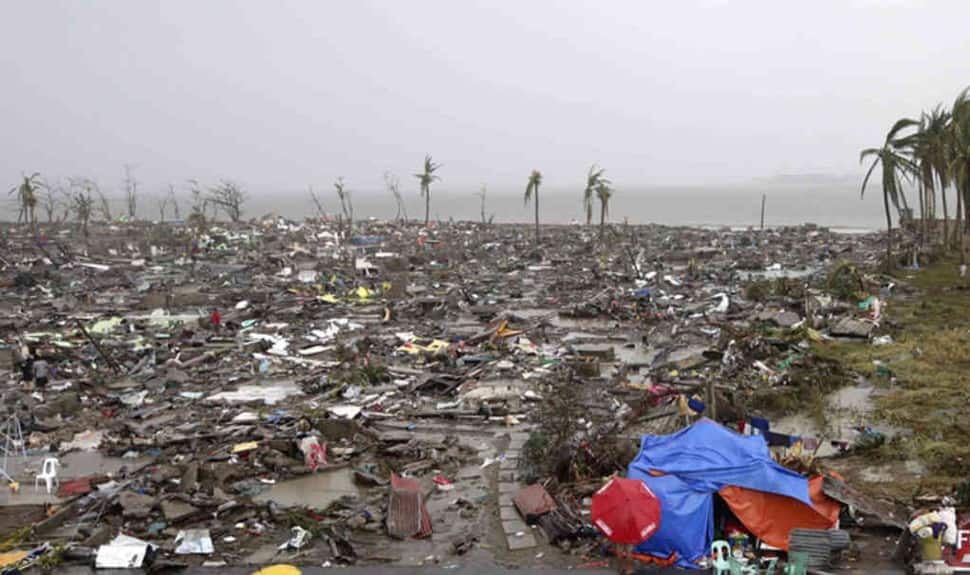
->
[583,164,609,225]
[912,110,941,243]
[414,155,441,226]
[917,105,952,247]
[9,173,43,228]
[861,119,919,270]
[948,88,970,265]
[524,170,542,249]
[596,181,613,239]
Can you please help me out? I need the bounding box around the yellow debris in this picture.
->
[0,551,28,568]
[231,441,259,453]
[252,565,301,575]
[397,339,451,355]
[494,319,523,338]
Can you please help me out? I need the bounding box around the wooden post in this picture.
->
[707,378,717,421]
[75,319,122,373]
[760,193,767,231]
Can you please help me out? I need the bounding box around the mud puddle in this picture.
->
[254,467,360,509]
[772,382,899,457]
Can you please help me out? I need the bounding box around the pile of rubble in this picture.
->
[0,217,915,570]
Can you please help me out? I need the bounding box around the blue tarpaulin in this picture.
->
[627,419,811,568]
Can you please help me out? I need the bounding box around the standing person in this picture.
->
[33,356,49,388]
[19,344,34,387]
[11,342,25,378]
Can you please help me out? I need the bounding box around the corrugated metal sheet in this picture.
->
[822,475,904,528]
[387,474,432,539]
[789,528,851,568]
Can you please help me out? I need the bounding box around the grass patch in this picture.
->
[816,255,970,486]
[748,354,848,432]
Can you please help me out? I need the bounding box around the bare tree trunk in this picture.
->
[884,190,894,271]
[958,186,965,254]
[760,193,766,231]
[309,188,325,218]
[169,185,181,220]
[941,180,950,251]
[925,178,934,219]
[922,177,933,244]
[962,187,967,267]
[599,202,606,240]
[953,185,963,250]
[963,189,970,233]
[534,186,540,250]
[424,188,430,227]
[917,179,926,246]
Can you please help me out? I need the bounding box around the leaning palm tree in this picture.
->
[414,155,441,227]
[919,105,953,247]
[948,88,970,265]
[583,164,609,225]
[9,173,43,228]
[524,170,542,249]
[861,118,919,270]
[596,181,613,239]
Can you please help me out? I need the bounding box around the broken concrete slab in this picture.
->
[830,317,874,338]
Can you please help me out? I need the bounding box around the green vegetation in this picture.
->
[815,256,970,484]
[826,260,867,301]
[0,525,32,552]
[866,85,970,266]
[860,119,917,270]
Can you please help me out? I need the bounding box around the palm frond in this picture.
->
[859,148,881,163]
[887,118,919,143]
[861,156,880,198]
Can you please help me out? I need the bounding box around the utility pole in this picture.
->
[760,193,766,231]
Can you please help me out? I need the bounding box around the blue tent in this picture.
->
[627,419,811,568]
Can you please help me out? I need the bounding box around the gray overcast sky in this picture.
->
[2,0,970,194]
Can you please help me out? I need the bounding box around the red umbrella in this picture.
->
[591,477,662,544]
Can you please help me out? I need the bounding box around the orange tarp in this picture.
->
[719,475,839,550]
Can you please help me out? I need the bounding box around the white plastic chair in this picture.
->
[34,458,59,494]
